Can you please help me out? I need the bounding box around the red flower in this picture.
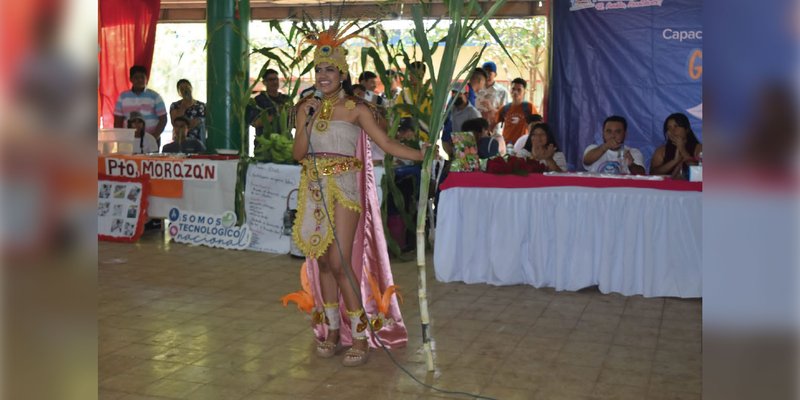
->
[526,159,548,174]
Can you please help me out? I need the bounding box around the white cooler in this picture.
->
[98,128,136,155]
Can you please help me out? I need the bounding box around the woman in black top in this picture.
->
[650,113,702,177]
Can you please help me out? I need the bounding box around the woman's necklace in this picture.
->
[315,87,343,132]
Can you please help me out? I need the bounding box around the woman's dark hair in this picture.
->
[352,83,366,92]
[176,79,191,89]
[524,123,559,152]
[663,112,700,161]
[461,117,489,135]
[526,113,543,124]
[341,74,355,96]
[462,117,490,147]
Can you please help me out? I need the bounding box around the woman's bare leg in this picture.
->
[324,202,360,311]
[323,202,369,363]
[316,258,340,348]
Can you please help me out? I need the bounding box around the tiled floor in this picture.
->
[99,231,701,400]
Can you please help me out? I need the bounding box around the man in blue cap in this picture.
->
[476,61,510,136]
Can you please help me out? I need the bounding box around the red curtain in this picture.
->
[98,0,161,128]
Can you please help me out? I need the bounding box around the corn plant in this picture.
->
[408,0,513,371]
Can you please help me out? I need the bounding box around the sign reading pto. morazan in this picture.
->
[168,208,251,250]
[104,157,217,181]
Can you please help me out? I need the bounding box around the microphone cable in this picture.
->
[301,95,498,400]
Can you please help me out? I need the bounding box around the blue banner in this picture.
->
[549,0,702,171]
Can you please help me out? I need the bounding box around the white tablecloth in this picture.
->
[148,160,239,218]
[433,186,701,298]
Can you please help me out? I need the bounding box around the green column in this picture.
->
[206,0,250,153]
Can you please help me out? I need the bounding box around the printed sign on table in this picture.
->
[245,163,301,254]
[168,208,251,250]
[104,157,218,181]
[98,174,149,242]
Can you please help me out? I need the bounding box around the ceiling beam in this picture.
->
[160,1,546,22]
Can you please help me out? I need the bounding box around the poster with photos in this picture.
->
[98,174,149,243]
[449,131,480,172]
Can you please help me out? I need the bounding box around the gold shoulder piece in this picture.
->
[345,99,356,110]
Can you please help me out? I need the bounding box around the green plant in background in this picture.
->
[227,18,319,224]
[361,27,425,259]
[407,0,513,372]
[248,19,317,163]
[253,107,294,163]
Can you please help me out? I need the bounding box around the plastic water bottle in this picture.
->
[617,148,629,174]
[506,143,514,156]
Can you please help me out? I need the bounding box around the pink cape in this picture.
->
[305,132,408,348]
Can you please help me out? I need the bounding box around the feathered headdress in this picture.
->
[299,18,378,76]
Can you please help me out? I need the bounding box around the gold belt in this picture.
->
[302,156,363,178]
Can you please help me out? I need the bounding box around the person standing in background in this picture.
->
[381,69,403,107]
[114,65,167,145]
[358,71,385,107]
[247,69,292,148]
[467,67,487,106]
[169,79,206,142]
[475,61,509,136]
[498,78,537,145]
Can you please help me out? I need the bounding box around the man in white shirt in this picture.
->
[358,71,385,107]
[583,115,646,175]
[475,61,509,136]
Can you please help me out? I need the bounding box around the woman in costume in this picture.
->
[291,26,427,367]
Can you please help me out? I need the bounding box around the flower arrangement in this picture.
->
[486,155,549,176]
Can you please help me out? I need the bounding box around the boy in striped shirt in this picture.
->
[114,65,167,144]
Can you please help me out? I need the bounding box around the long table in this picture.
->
[433,172,702,298]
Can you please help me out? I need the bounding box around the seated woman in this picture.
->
[649,113,702,178]
[516,122,567,172]
[462,117,506,159]
[128,111,159,154]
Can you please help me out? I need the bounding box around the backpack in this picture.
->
[499,102,534,123]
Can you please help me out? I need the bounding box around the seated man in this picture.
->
[162,116,206,154]
[582,115,645,175]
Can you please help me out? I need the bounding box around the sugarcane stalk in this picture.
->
[415,153,435,371]
[409,0,512,372]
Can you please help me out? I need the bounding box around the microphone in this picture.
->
[308,90,323,117]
